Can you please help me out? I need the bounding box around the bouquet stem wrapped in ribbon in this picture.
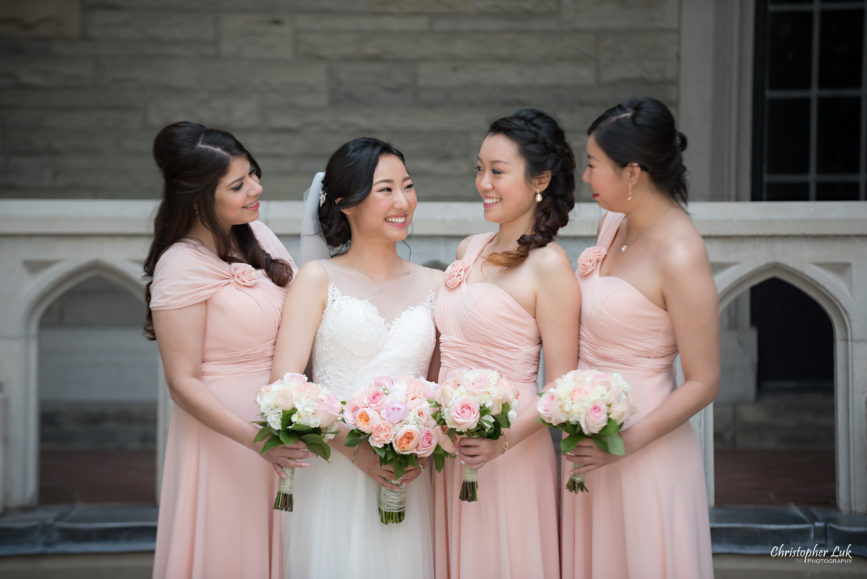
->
[342,375,452,524]
[537,369,636,494]
[432,368,520,502]
[254,373,341,511]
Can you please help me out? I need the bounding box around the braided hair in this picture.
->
[484,109,576,268]
[588,96,689,205]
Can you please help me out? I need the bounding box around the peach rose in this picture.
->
[581,401,609,434]
[355,408,380,434]
[230,262,258,287]
[394,425,421,454]
[370,421,393,448]
[444,260,471,289]
[577,246,607,277]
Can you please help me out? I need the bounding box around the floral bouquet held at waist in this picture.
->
[342,375,452,524]
[432,368,519,502]
[254,373,341,511]
[537,369,636,493]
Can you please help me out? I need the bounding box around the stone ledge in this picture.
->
[2,200,866,237]
[0,504,863,557]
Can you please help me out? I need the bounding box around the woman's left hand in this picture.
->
[456,437,505,470]
[563,438,625,474]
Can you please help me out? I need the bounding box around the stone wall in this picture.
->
[0,0,680,201]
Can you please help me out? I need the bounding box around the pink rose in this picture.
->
[370,421,393,448]
[577,246,607,277]
[230,262,258,287]
[364,388,387,410]
[416,427,437,457]
[373,376,393,390]
[581,401,609,434]
[569,385,589,402]
[435,426,456,454]
[316,393,342,426]
[537,391,560,424]
[394,425,421,454]
[444,260,471,289]
[342,400,362,427]
[449,398,480,431]
[381,400,409,424]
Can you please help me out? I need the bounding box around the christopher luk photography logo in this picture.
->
[770,543,854,564]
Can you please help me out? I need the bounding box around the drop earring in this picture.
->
[534,191,543,203]
[627,182,633,201]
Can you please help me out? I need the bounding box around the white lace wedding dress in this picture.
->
[283,260,439,579]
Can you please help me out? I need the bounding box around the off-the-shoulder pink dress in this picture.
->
[433,232,560,579]
[562,212,713,578]
[150,221,295,579]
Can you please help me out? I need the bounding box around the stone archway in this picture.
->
[714,260,859,512]
[8,258,152,508]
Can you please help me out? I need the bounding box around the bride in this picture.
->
[271,137,443,579]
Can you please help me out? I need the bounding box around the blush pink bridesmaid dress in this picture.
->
[562,212,713,579]
[433,232,560,579]
[149,221,295,579]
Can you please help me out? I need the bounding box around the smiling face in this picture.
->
[582,133,629,212]
[474,133,537,228]
[212,155,262,230]
[342,153,417,243]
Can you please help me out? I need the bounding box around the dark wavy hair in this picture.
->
[318,137,407,253]
[484,109,576,268]
[143,121,293,340]
[588,96,689,205]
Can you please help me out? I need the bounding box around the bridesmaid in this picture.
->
[434,109,580,579]
[144,122,308,578]
[563,97,718,578]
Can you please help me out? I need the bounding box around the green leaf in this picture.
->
[279,431,299,447]
[262,436,282,453]
[494,403,511,428]
[597,418,620,437]
[253,427,272,443]
[433,451,445,472]
[344,430,366,447]
[301,434,331,460]
[560,433,585,453]
[393,460,406,480]
[595,433,625,456]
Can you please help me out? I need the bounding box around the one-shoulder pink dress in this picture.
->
[150,221,295,579]
[562,212,713,579]
[433,232,560,579]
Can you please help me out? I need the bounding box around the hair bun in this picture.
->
[676,131,688,152]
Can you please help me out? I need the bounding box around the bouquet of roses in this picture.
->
[343,375,451,524]
[536,369,636,493]
[254,372,341,511]
[432,368,519,502]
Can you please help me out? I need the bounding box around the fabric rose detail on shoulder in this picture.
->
[230,263,258,287]
[577,246,607,277]
[444,260,471,289]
